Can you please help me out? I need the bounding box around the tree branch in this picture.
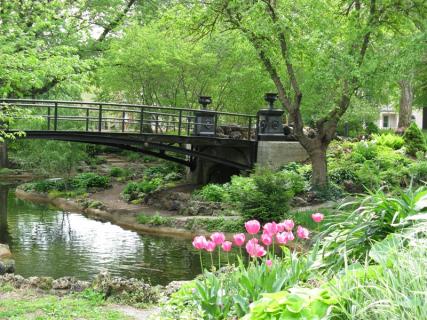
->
[97,0,137,42]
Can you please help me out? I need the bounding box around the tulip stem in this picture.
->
[199,251,204,271]
[218,247,221,270]
[210,252,214,270]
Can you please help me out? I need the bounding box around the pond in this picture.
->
[0,185,238,285]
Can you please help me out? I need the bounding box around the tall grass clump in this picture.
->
[330,222,427,319]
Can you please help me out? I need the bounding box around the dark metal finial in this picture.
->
[264,93,278,110]
[198,96,212,110]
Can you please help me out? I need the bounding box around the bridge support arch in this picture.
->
[189,146,254,184]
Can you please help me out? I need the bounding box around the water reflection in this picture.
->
[0,187,240,285]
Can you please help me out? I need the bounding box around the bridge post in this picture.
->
[0,142,8,168]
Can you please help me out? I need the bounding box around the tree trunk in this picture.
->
[309,147,328,188]
[398,79,413,129]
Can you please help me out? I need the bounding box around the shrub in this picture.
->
[351,141,377,162]
[403,122,426,156]
[365,121,379,135]
[30,179,67,193]
[372,133,404,150]
[196,184,229,202]
[233,168,294,222]
[109,167,130,178]
[408,160,427,183]
[71,173,110,190]
[122,178,163,201]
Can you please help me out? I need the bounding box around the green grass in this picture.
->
[0,294,131,320]
[137,213,173,226]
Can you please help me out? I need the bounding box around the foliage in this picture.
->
[109,167,130,178]
[11,140,89,177]
[195,184,229,202]
[184,216,245,233]
[242,288,336,320]
[330,230,427,320]
[71,173,110,190]
[192,247,318,319]
[403,122,427,156]
[317,187,427,272]
[137,213,173,226]
[122,178,163,201]
[372,133,404,150]
[23,179,67,193]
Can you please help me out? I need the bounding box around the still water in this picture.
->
[0,185,233,285]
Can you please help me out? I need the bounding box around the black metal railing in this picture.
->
[0,99,258,141]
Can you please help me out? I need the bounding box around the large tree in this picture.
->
[193,0,427,187]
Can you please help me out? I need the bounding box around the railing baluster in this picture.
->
[187,116,191,136]
[178,110,182,136]
[47,106,51,130]
[140,107,144,134]
[86,108,89,132]
[122,111,126,133]
[54,102,58,131]
[98,104,102,132]
[155,114,159,134]
[213,113,218,137]
[248,117,252,140]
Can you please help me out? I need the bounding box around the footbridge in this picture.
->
[0,98,307,183]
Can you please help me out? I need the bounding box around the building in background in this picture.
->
[377,106,426,129]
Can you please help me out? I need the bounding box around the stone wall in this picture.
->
[256,141,308,170]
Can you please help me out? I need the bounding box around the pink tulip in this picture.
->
[261,233,272,246]
[246,239,267,258]
[222,241,232,252]
[263,222,278,236]
[210,232,225,245]
[284,231,294,242]
[276,232,288,245]
[192,236,207,250]
[256,245,267,257]
[245,220,261,235]
[233,233,246,246]
[205,240,216,252]
[297,226,310,239]
[312,213,324,223]
[282,219,294,231]
[277,222,285,232]
[245,238,258,257]
[266,259,273,267]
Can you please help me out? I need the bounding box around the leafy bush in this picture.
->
[234,168,295,222]
[109,167,130,178]
[122,178,163,201]
[317,187,427,272]
[403,122,426,156]
[351,141,378,162]
[71,173,110,190]
[372,133,404,150]
[26,179,67,193]
[408,160,427,183]
[243,288,336,320]
[144,162,184,181]
[196,184,229,202]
